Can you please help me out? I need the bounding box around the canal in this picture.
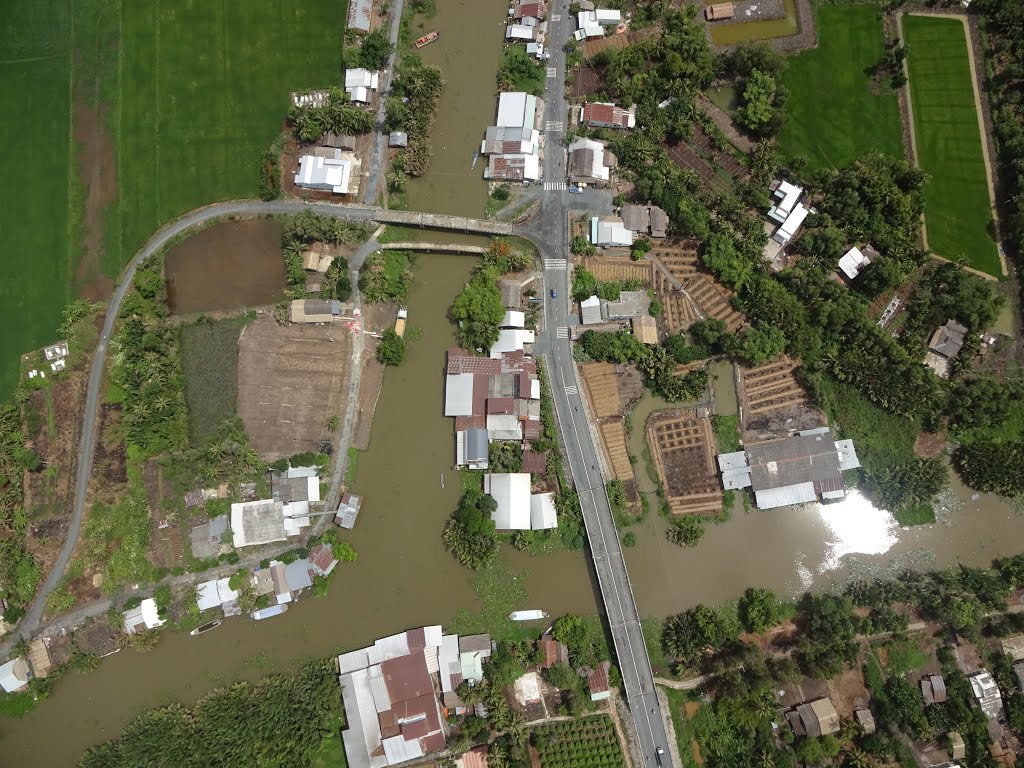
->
[405,0,507,217]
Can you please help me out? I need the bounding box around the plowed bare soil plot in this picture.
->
[580,363,622,419]
[680,274,745,331]
[237,316,349,459]
[600,421,633,481]
[738,356,826,440]
[647,412,722,516]
[649,239,700,284]
[739,356,810,416]
[582,254,653,285]
[165,219,286,315]
[572,65,606,100]
[691,122,749,180]
[664,143,730,191]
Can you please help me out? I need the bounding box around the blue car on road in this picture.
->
[550,289,557,299]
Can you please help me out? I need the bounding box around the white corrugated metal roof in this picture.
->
[487,413,523,441]
[754,481,817,510]
[530,493,558,529]
[285,465,319,478]
[835,439,861,471]
[382,734,424,764]
[501,310,525,328]
[489,329,535,358]
[838,247,869,279]
[484,473,532,530]
[445,373,475,416]
[197,580,222,611]
[439,635,461,693]
[368,664,392,713]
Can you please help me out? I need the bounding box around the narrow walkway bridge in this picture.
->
[380,242,489,255]
[373,208,513,235]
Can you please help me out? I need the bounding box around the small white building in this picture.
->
[496,92,538,132]
[500,310,526,329]
[767,180,811,246]
[485,473,533,530]
[123,598,165,635]
[969,670,1005,720]
[838,246,872,280]
[530,492,557,529]
[196,578,241,612]
[294,150,360,195]
[590,216,634,247]
[505,23,537,41]
[0,656,30,693]
[344,68,380,104]
[580,295,603,325]
[489,329,535,358]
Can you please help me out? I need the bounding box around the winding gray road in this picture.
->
[12,199,506,645]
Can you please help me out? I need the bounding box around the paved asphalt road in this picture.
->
[523,4,676,766]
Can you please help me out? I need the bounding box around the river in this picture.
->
[405,0,507,217]
[7,1,1024,761]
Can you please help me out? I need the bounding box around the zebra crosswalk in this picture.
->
[550,13,561,21]
[546,66,557,78]
[556,327,570,339]
[545,120,564,132]
[543,181,566,191]
[564,385,579,396]
[546,258,568,270]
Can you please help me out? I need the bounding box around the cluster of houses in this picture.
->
[717,427,861,510]
[26,339,69,382]
[444,344,541,457]
[338,626,490,768]
[337,626,610,768]
[482,92,542,183]
[444,331,560,531]
[587,203,667,248]
[573,5,622,40]
[505,0,549,55]
[578,289,659,344]
[767,179,812,247]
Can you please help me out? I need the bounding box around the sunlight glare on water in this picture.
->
[817,490,899,573]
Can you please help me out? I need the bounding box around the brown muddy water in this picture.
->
[405,0,507,217]
[0,251,597,765]
[165,219,285,315]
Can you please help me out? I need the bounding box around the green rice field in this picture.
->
[0,1,74,399]
[0,0,346,399]
[778,4,902,171]
[903,14,1000,276]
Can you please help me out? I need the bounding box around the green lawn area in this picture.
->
[0,1,74,399]
[903,14,999,275]
[180,317,246,443]
[778,4,902,171]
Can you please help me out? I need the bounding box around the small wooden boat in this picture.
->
[415,31,439,48]
[251,604,289,621]
[509,610,549,621]
[190,620,222,636]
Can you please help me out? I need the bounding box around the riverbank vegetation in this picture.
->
[78,659,340,767]
[390,56,446,177]
[498,47,545,95]
[360,250,416,303]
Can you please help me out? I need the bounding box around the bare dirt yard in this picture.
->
[237,316,351,459]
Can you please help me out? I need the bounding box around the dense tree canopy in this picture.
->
[449,265,505,352]
[443,488,499,569]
